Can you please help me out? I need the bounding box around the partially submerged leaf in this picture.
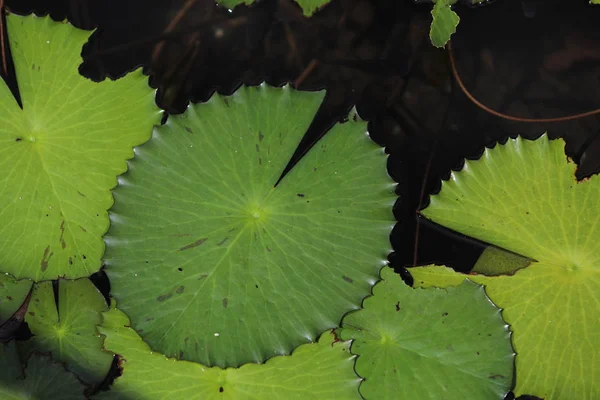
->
[0,341,85,399]
[105,84,394,367]
[21,278,113,384]
[429,0,460,48]
[0,274,32,324]
[420,135,600,399]
[0,13,161,281]
[472,246,532,276]
[339,266,514,399]
[96,306,361,399]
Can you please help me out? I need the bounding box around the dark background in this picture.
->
[2,1,599,398]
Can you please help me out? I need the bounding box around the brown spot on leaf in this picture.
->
[157,293,172,302]
[40,246,53,271]
[297,193,305,197]
[222,298,228,308]
[185,126,193,134]
[266,246,271,252]
[79,225,86,233]
[68,257,73,265]
[15,137,22,142]
[442,312,448,317]
[219,387,224,393]
[395,302,400,312]
[217,237,229,246]
[258,131,264,141]
[77,191,86,197]
[59,220,66,249]
[176,286,185,294]
[342,276,353,283]
[178,238,207,251]
[258,157,262,165]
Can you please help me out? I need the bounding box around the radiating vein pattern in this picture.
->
[420,135,600,399]
[0,14,160,280]
[105,84,395,367]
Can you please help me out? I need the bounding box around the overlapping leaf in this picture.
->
[21,278,113,384]
[0,14,161,281]
[95,305,361,399]
[0,274,32,324]
[419,135,600,399]
[0,341,85,399]
[105,84,394,367]
[339,266,514,399]
[472,246,531,276]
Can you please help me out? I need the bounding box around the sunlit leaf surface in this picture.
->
[0,14,161,281]
[419,135,600,399]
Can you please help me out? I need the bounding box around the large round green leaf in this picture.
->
[0,13,161,281]
[0,274,32,324]
[105,84,394,367]
[0,342,85,399]
[96,305,361,400]
[420,135,600,399]
[339,266,514,399]
[21,278,113,384]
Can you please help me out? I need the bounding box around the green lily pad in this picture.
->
[0,13,160,281]
[420,135,600,399]
[339,266,514,399]
[0,274,32,324]
[0,341,85,399]
[430,0,459,48]
[216,0,331,16]
[21,278,113,385]
[96,305,361,399]
[105,84,394,367]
